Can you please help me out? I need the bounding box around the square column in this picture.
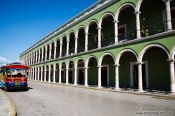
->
[42,48,44,62]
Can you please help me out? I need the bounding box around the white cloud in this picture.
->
[0,56,11,66]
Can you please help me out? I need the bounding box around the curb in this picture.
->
[3,92,17,116]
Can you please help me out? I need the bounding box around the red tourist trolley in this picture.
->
[1,62,30,91]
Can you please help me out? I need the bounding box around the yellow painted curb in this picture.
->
[3,92,17,116]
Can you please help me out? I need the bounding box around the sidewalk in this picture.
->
[0,89,16,116]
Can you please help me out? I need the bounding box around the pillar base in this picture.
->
[115,87,120,91]
[97,86,102,89]
[138,89,144,93]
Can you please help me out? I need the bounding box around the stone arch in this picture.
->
[99,12,115,27]
[87,20,99,50]
[115,2,136,21]
[99,52,115,66]
[117,49,139,89]
[140,44,170,91]
[68,60,75,84]
[86,55,98,86]
[139,44,170,62]
[116,49,138,65]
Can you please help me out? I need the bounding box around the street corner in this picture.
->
[0,89,16,116]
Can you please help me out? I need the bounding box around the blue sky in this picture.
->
[0,0,96,66]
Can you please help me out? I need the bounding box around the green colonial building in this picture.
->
[20,0,175,93]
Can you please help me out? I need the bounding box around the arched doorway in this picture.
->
[69,61,74,84]
[55,63,59,83]
[101,54,115,87]
[47,45,49,60]
[69,33,75,55]
[42,66,45,81]
[77,27,85,53]
[77,59,85,85]
[56,40,60,58]
[50,65,54,82]
[51,42,54,59]
[62,36,67,57]
[88,57,98,86]
[101,14,115,47]
[61,63,66,83]
[142,46,170,91]
[46,65,49,82]
[88,21,98,50]
[119,51,140,89]
[43,47,46,61]
[118,5,136,42]
[140,0,165,37]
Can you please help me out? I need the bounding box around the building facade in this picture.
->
[20,0,175,93]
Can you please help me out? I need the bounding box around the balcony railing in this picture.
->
[140,21,165,37]
[118,30,136,43]
[101,35,115,47]
[69,48,75,55]
[88,41,98,50]
[77,45,85,53]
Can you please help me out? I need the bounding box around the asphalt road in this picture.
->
[6,81,175,116]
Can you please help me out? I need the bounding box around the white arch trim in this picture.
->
[87,19,98,32]
[116,49,138,65]
[99,12,115,28]
[85,55,98,67]
[115,2,136,21]
[139,44,170,62]
[98,52,115,66]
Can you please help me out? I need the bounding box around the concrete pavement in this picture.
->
[6,81,175,116]
[0,89,16,116]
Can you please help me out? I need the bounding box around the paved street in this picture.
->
[6,81,175,116]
